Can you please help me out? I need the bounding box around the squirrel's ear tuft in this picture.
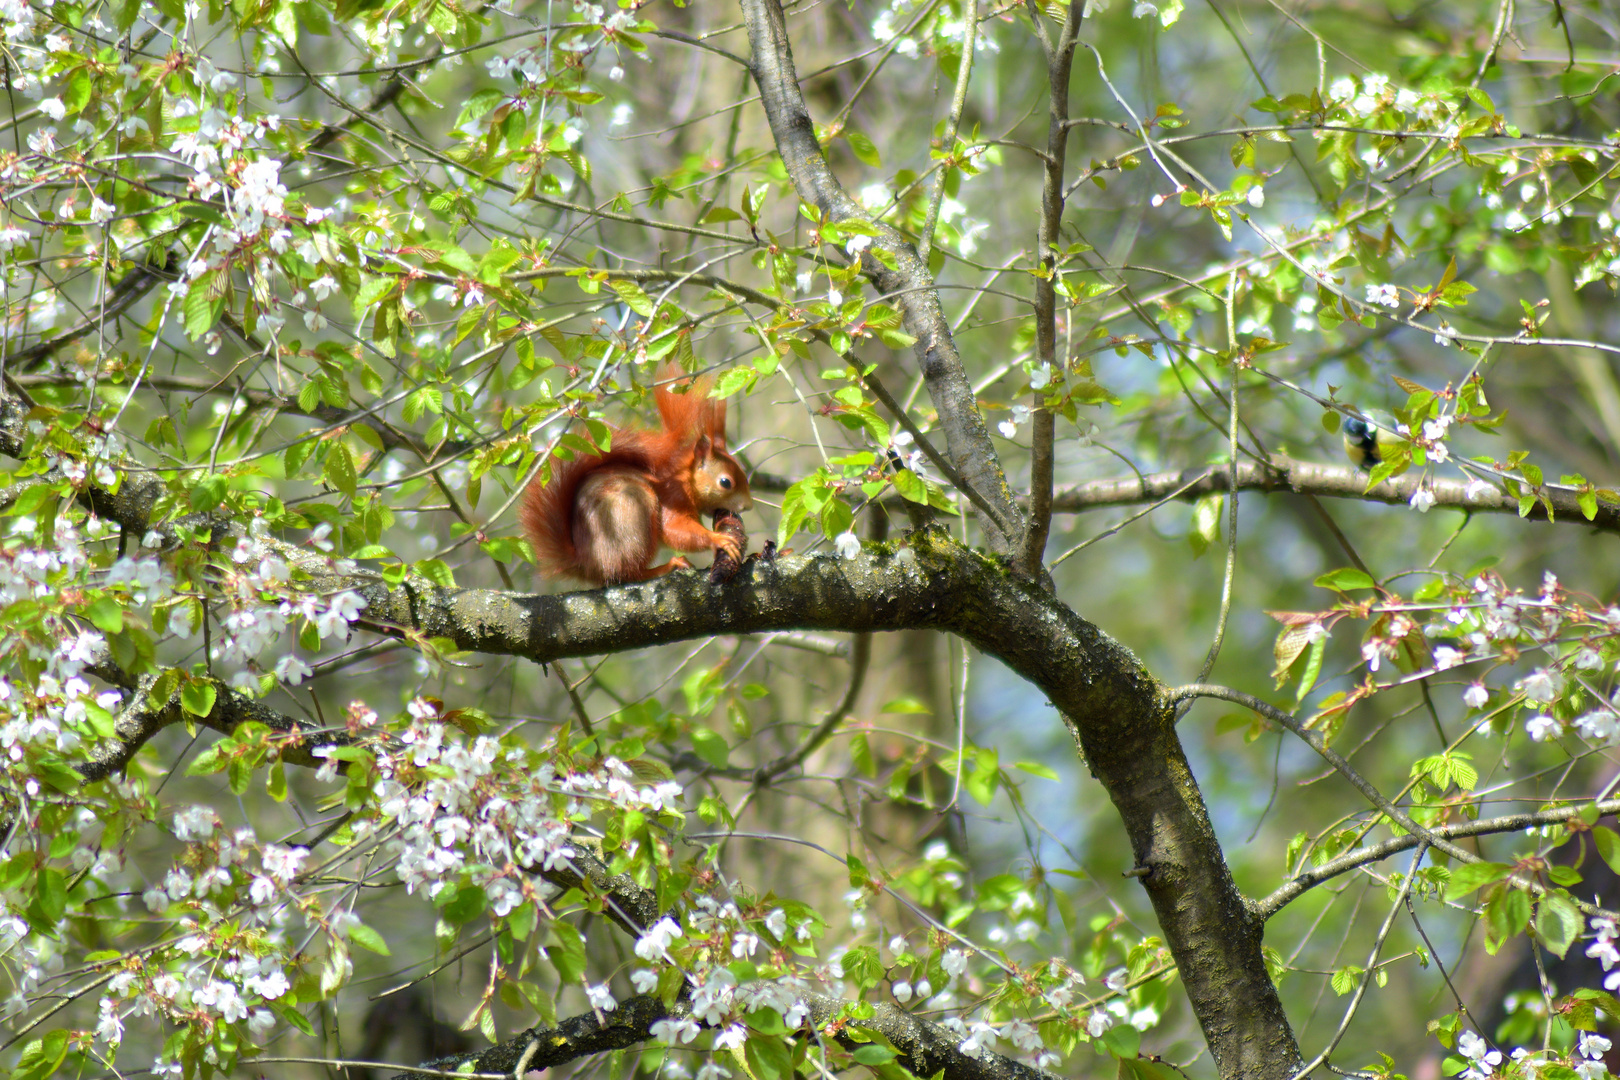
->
[694,432,714,457]
[706,396,727,440]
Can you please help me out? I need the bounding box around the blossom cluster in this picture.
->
[372,704,691,915]
[89,816,317,1050]
[1454,1025,1614,1080]
[1332,570,1620,749]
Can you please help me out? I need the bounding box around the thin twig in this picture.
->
[1289,844,1428,1080]
[1166,683,1477,864]
[917,0,979,265]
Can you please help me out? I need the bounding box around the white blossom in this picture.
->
[1365,283,1399,308]
[172,805,218,841]
[1519,668,1562,704]
[1525,714,1563,742]
[634,916,684,962]
[649,1017,700,1045]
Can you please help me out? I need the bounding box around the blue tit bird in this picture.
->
[1341,409,1402,470]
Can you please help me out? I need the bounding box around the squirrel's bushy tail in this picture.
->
[520,442,650,579]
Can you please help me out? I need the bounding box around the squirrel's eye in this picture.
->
[719,477,732,489]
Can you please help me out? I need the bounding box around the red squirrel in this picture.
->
[520,374,753,585]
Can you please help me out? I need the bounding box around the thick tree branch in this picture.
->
[416,994,677,1079]
[739,0,1024,557]
[77,663,333,782]
[297,528,1299,1080]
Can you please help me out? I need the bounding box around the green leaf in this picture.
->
[1014,761,1059,780]
[325,442,357,497]
[347,922,392,956]
[977,874,1026,910]
[352,274,396,316]
[188,472,229,512]
[1188,494,1222,557]
[880,695,930,715]
[845,129,882,168]
[267,758,287,802]
[1099,1023,1140,1059]
[714,366,755,399]
[891,468,929,504]
[12,1030,71,1080]
[965,745,999,805]
[691,727,730,769]
[84,596,124,633]
[434,245,480,275]
[849,731,875,777]
[183,273,227,340]
[1574,988,1620,1023]
[1594,827,1620,875]
[1547,864,1583,887]
[820,496,854,540]
[545,919,586,982]
[33,866,67,925]
[841,944,883,989]
[744,1035,792,1080]
[1444,861,1511,899]
[180,678,218,719]
[1445,753,1477,792]
[63,69,93,115]
[1487,887,1531,942]
[272,0,297,41]
[609,280,656,317]
[776,476,814,547]
[441,883,488,927]
[1314,567,1376,591]
[414,559,456,587]
[1536,894,1582,959]
[403,386,445,423]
